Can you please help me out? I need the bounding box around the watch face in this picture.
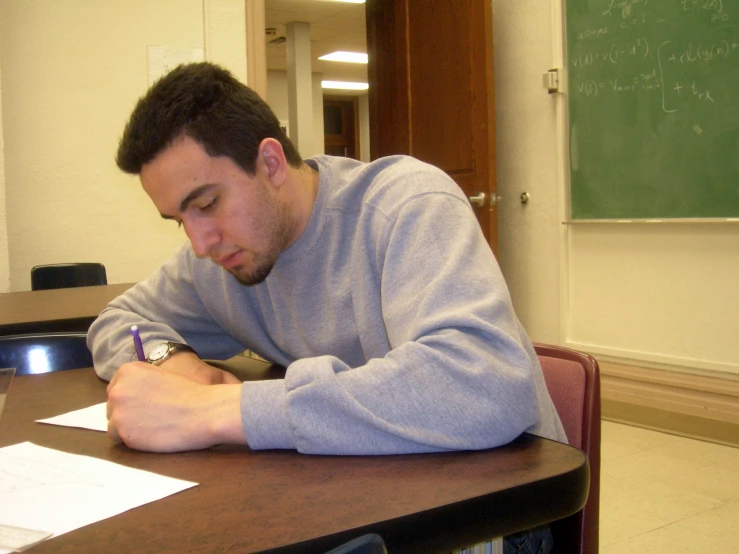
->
[148,343,170,362]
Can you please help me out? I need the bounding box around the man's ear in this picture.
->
[258,138,287,188]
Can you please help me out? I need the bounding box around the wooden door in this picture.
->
[366,0,498,253]
[323,96,359,159]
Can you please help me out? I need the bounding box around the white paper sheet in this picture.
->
[0,442,197,553]
[36,403,108,432]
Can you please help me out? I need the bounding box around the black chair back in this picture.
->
[0,333,93,376]
[31,263,107,291]
[325,535,387,554]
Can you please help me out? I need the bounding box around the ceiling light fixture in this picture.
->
[319,51,368,64]
[322,80,369,90]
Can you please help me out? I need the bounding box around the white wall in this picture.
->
[568,225,739,373]
[0,59,9,293]
[492,0,739,377]
[493,0,564,346]
[0,0,247,292]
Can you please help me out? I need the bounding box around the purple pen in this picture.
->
[130,325,146,362]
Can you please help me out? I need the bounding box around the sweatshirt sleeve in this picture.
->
[241,191,562,454]
[88,245,247,380]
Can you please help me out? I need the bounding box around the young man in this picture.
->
[90,62,565,457]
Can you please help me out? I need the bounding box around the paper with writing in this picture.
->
[0,442,197,553]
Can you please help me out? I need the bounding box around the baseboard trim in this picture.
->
[599,360,739,448]
[565,340,739,375]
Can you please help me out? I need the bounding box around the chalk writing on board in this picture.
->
[570,1,736,114]
[680,0,728,23]
[566,0,739,218]
[602,0,649,19]
[571,38,650,67]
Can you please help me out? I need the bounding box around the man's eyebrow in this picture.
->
[160,184,217,220]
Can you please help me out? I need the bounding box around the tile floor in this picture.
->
[600,421,739,553]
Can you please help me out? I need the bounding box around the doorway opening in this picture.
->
[323,96,359,159]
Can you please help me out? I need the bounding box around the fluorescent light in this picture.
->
[28,347,50,374]
[319,51,368,64]
[322,80,369,90]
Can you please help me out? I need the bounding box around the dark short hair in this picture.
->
[116,62,302,175]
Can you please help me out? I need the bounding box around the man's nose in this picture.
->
[185,219,220,258]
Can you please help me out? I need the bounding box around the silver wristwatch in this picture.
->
[146,341,197,365]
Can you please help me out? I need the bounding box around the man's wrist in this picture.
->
[146,341,197,365]
[204,384,247,446]
[158,352,222,385]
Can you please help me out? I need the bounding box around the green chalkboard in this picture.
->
[566,0,739,219]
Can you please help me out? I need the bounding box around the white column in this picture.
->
[244,0,267,97]
[286,21,313,156]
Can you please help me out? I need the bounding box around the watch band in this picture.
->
[146,341,197,366]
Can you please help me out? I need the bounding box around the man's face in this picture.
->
[140,135,292,285]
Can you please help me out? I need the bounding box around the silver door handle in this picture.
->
[468,192,486,207]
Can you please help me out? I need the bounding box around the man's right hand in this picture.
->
[106,361,245,452]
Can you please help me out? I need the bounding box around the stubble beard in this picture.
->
[231,251,278,286]
[230,196,293,287]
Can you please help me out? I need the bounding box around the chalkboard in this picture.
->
[566,0,739,219]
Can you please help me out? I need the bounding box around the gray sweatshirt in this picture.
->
[89,155,566,454]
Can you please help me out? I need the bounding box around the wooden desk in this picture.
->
[0,365,589,553]
[0,283,134,336]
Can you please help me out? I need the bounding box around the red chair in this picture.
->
[535,343,601,554]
